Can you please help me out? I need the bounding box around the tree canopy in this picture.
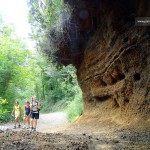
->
[0,22,36,103]
[0,2,83,122]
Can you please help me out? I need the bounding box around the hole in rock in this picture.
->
[124,98,129,103]
[100,79,107,87]
[114,99,119,108]
[94,95,111,102]
[134,73,140,81]
[116,74,125,81]
[123,37,128,43]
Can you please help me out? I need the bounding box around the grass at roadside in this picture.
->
[64,92,83,122]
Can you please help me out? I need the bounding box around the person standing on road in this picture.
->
[30,96,40,131]
[23,101,31,129]
[11,101,22,129]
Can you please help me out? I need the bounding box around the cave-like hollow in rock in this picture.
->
[48,0,150,129]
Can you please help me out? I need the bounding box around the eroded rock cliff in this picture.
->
[54,0,150,127]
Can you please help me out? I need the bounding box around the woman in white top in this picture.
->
[30,96,41,131]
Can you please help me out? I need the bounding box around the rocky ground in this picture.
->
[0,112,150,150]
[0,126,150,150]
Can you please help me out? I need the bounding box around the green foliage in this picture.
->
[38,64,79,104]
[36,58,84,121]
[27,0,62,37]
[0,17,43,122]
[27,1,83,121]
[0,5,84,124]
[0,97,13,123]
[65,90,83,122]
[51,100,69,112]
[27,0,71,58]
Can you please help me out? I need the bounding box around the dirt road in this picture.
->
[0,112,69,132]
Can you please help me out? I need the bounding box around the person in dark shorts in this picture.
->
[23,101,31,129]
[30,96,41,131]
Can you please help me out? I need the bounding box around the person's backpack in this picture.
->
[37,101,40,111]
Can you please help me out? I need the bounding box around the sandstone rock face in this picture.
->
[57,0,150,124]
[78,28,150,118]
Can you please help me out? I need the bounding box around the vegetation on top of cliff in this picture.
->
[27,0,71,61]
